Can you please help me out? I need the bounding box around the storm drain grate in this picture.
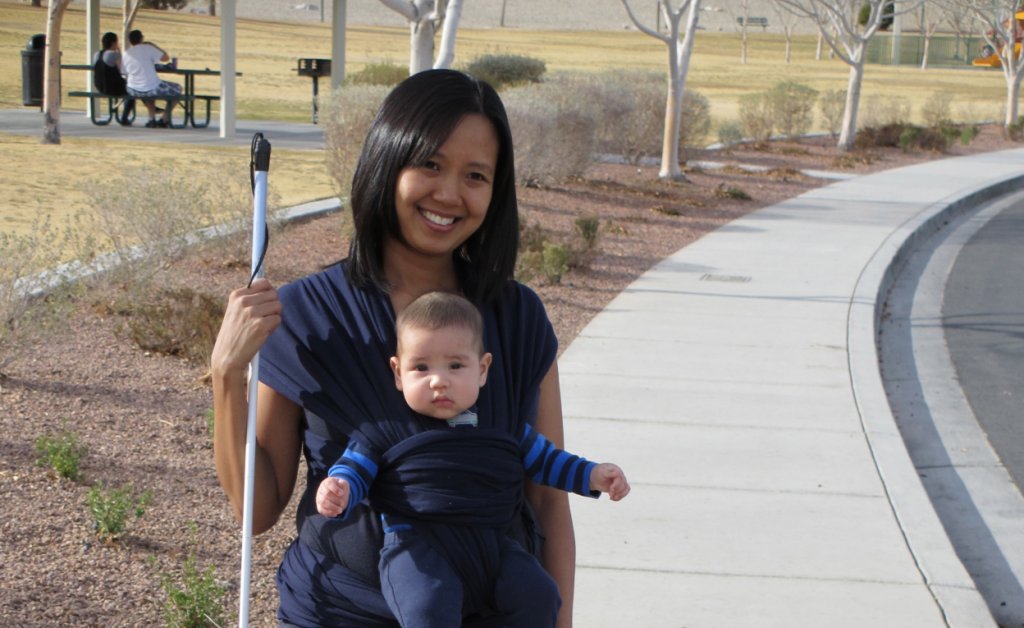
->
[700,273,751,283]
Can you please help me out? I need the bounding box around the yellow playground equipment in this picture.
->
[973,10,1024,67]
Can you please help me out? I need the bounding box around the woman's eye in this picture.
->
[422,160,440,172]
[468,172,489,183]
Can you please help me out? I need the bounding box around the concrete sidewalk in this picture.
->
[561,150,1024,627]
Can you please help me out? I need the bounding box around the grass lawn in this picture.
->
[0,0,1012,240]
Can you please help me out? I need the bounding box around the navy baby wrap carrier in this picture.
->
[259,262,557,624]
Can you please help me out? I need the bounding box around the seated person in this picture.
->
[122,29,180,128]
[316,291,630,628]
[92,31,134,126]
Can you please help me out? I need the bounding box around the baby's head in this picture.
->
[390,292,492,420]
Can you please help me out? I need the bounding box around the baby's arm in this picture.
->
[316,476,351,517]
[589,462,630,501]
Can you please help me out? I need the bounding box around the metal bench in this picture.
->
[737,16,769,31]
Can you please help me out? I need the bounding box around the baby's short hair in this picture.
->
[395,292,484,356]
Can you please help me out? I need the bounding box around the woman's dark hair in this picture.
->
[346,69,519,305]
[101,32,118,50]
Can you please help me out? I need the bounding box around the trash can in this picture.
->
[22,34,47,107]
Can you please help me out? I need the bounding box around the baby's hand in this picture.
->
[316,476,350,517]
[590,463,630,501]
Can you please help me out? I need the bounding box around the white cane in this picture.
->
[240,133,271,627]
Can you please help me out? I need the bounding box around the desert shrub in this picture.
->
[860,95,912,128]
[738,92,773,144]
[537,71,709,164]
[921,92,954,128]
[463,54,546,90]
[715,184,752,200]
[854,123,907,148]
[960,125,980,144]
[766,81,818,138]
[348,61,407,86]
[503,84,597,186]
[323,84,391,200]
[717,121,745,146]
[819,89,846,138]
[79,166,256,287]
[567,215,601,269]
[123,286,224,364]
[35,422,87,481]
[515,223,583,284]
[0,215,78,373]
[160,546,228,628]
[86,483,152,542]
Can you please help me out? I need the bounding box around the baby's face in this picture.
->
[390,324,491,420]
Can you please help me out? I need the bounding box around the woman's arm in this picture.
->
[211,278,302,534]
[525,361,576,628]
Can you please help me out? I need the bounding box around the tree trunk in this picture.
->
[31,0,41,6]
[838,61,864,151]
[920,33,931,70]
[1006,72,1022,127]
[408,0,437,73]
[816,31,823,60]
[434,0,462,69]
[209,0,216,17]
[784,33,792,63]
[42,0,71,145]
[658,0,699,180]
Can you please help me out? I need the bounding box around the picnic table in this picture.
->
[61,63,239,128]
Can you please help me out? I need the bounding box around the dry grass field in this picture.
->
[0,0,1012,241]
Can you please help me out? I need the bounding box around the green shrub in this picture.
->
[160,551,228,628]
[898,125,921,151]
[738,92,773,144]
[35,423,87,481]
[86,483,152,542]
[854,123,907,149]
[567,216,601,269]
[766,81,818,138]
[540,242,570,284]
[819,89,846,138]
[715,184,751,200]
[960,125,980,145]
[464,54,546,89]
[348,61,407,86]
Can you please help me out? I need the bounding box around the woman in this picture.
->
[211,69,577,627]
[92,31,134,126]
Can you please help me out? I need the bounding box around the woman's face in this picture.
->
[392,113,499,261]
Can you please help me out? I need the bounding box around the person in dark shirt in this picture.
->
[212,69,596,627]
[92,32,134,126]
[316,291,629,627]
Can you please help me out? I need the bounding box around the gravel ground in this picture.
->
[0,127,1018,626]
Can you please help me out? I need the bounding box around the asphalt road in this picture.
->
[944,196,1024,493]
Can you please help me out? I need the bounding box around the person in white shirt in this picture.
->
[122,29,181,128]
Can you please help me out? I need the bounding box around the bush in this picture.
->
[35,422,87,481]
[567,216,601,269]
[348,61,407,87]
[738,92,773,144]
[0,214,78,374]
[766,81,818,138]
[860,95,912,128]
[921,92,954,128]
[464,54,546,90]
[86,483,152,542]
[323,84,391,201]
[960,125,980,145]
[819,89,846,138]
[123,286,224,364]
[717,121,745,147]
[503,83,597,186]
[160,551,228,628]
[854,123,907,148]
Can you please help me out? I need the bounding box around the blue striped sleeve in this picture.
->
[326,439,381,520]
[519,424,599,498]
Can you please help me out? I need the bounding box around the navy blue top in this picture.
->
[259,261,558,624]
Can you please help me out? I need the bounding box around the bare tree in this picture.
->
[621,0,702,180]
[960,0,1024,127]
[769,1,805,62]
[918,3,944,69]
[720,0,755,64]
[941,2,974,61]
[42,0,72,144]
[379,0,464,73]
[775,0,921,150]
[122,0,142,49]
